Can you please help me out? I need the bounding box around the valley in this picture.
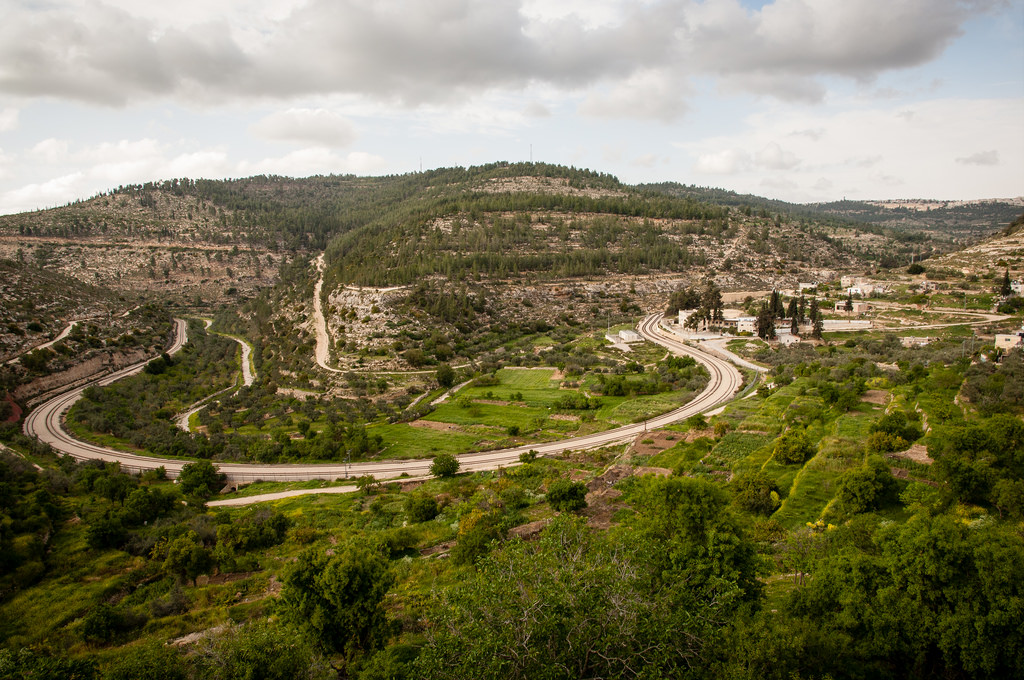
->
[1,164,1022,679]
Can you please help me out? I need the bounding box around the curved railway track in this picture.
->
[24,315,743,483]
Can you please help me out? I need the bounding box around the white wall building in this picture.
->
[619,329,641,343]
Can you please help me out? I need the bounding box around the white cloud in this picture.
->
[237,148,387,178]
[0,147,13,180]
[0,1,998,114]
[0,108,17,131]
[0,132,390,214]
[579,69,689,122]
[694,148,752,174]
[683,97,1024,200]
[955,149,999,166]
[755,142,800,170]
[29,138,70,163]
[250,108,356,147]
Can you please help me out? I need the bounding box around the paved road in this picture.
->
[24,314,742,483]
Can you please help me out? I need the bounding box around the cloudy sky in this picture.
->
[0,0,1021,214]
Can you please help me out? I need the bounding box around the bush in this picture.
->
[731,473,781,515]
[546,479,588,513]
[430,454,460,478]
[773,430,815,465]
[177,460,224,498]
[404,494,439,523]
[831,456,899,517]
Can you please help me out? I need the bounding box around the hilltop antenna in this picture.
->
[419,157,422,173]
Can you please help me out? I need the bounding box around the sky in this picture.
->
[0,0,1021,215]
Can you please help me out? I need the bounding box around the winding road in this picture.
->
[175,327,256,432]
[23,314,742,483]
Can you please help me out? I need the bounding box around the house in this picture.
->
[1012,280,1023,295]
[618,329,641,344]
[798,282,817,293]
[900,336,934,348]
[736,317,757,334]
[995,331,1024,350]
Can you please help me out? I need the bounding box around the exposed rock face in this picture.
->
[14,348,150,402]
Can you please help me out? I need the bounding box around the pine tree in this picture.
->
[756,303,776,340]
[845,292,854,312]
[1001,270,1012,297]
[787,297,799,320]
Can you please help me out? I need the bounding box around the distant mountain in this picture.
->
[638,182,1022,244]
[0,163,955,298]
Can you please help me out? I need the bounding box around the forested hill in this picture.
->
[641,181,1022,243]
[2,162,940,290]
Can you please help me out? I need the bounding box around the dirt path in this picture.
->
[312,254,344,373]
[432,379,472,406]
[176,323,256,432]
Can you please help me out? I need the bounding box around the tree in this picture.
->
[756,303,776,340]
[829,456,898,518]
[282,545,395,658]
[702,280,724,322]
[630,476,765,603]
[430,454,460,478]
[786,296,799,320]
[435,363,456,388]
[731,473,781,515]
[845,292,854,311]
[546,479,587,512]
[403,348,428,368]
[417,515,732,679]
[999,269,1012,296]
[907,262,925,275]
[773,430,815,464]
[790,516,1024,678]
[404,494,439,522]
[790,315,799,335]
[812,315,824,340]
[189,620,333,680]
[177,460,224,498]
[0,648,98,680]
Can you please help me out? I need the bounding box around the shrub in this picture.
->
[546,479,588,513]
[731,473,781,515]
[404,494,440,523]
[773,430,815,465]
[430,454,460,478]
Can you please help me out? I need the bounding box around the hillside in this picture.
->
[1,163,1023,679]
[0,164,935,299]
[641,181,1022,249]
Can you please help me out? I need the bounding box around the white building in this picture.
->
[619,329,641,344]
[736,317,757,334]
[995,331,1024,350]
